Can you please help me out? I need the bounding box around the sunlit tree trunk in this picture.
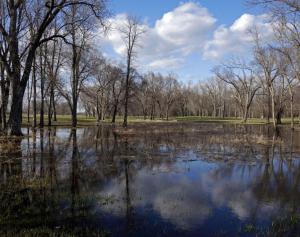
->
[32,58,37,128]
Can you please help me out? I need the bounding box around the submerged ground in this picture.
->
[0,123,299,237]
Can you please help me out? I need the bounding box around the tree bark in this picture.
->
[96,93,101,123]
[9,84,26,136]
[72,106,77,128]
[290,96,294,129]
[32,58,37,128]
[27,79,32,124]
[123,72,129,127]
[270,86,277,128]
[288,85,294,129]
[112,102,118,123]
[166,106,169,121]
[0,66,9,131]
[276,107,283,125]
[53,101,57,122]
[267,88,271,123]
[39,48,46,128]
[242,106,250,123]
[48,88,54,127]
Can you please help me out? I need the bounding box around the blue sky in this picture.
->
[101,1,270,83]
[110,0,260,25]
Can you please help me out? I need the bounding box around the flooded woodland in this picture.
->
[0,123,299,237]
[1,0,300,236]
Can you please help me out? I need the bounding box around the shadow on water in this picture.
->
[0,123,299,236]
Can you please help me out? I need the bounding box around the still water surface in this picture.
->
[0,123,299,236]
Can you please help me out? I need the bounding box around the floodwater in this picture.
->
[0,123,299,237]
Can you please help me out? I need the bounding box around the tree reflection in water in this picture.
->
[0,123,299,236]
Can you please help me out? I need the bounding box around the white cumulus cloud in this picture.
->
[155,2,216,49]
[203,13,274,60]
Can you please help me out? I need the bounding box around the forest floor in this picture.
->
[21,115,299,127]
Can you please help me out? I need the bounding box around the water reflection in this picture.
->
[0,124,299,236]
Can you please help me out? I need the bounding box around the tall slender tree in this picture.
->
[117,16,145,128]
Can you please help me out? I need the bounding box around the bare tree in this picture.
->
[0,61,9,132]
[205,77,225,118]
[56,3,98,128]
[0,4,9,132]
[91,57,111,123]
[38,43,48,128]
[163,74,179,120]
[136,75,151,120]
[145,72,164,120]
[32,57,37,127]
[274,22,300,128]
[109,65,124,123]
[117,16,145,127]
[278,55,299,128]
[81,61,124,123]
[249,0,300,15]
[254,43,282,127]
[45,37,64,126]
[214,60,261,122]
[250,0,300,127]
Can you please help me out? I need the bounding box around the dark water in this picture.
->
[0,123,299,237]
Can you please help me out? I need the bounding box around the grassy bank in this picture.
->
[21,115,176,127]
[176,116,267,124]
[21,115,300,127]
[176,116,300,125]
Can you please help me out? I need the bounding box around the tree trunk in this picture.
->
[27,91,30,124]
[242,106,249,123]
[96,94,101,123]
[100,92,106,121]
[0,107,2,131]
[27,77,33,124]
[32,58,37,128]
[112,102,118,123]
[290,96,294,129]
[288,85,294,129]
[222,99,226,118]
[276,107,283,125]
[48,90,53,127]
[270,87,277,128]
[9,85,26,136]
[0,66,9,131]
[150,102,155,120]
[166,106,169,121]
[40,86,44,128]
[1,87,9,132]
[213,100,216,118]
[72,106,77,128]
[123,80,129,127]
[39,50,45,128]
[53,101,57,121]
[123,56,131,128]
[267,89,271,123]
